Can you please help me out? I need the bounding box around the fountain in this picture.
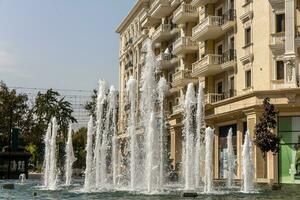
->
[65,123,76,186]
[110,87,119,188]
[195,84,205,189]
[43,123,52,187]
[242,130,254,193]
[94,80,108,189]
[182,83,196,191]
[157,77,169,186]
[204,127,214,193]
[126,76,138,190]
[140,39,159,192]
[48,117,59,190]
[145,112,159,193]
[227,128,235,188]
[84,116,94,192]
[19,174,26,184]
[100,85,118,188]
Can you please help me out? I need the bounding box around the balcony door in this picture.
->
[216,81,223,94]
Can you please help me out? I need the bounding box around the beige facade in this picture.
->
[117,0,300,184]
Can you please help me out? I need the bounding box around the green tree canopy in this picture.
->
[0,81,30,149]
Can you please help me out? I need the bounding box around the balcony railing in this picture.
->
[223,9,236,23]
[157,52,173,61]
[173,37,197,52]
[222,49,236,63]
[152,24,172,41]
[173,3,197,23]
[173,69,192,82]
[206,90,236,104]
[192,16,223,35]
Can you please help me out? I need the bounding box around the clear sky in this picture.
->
[0,0,136,91]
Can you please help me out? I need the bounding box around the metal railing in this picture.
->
[157,52,173,61]
[222,49,236,63]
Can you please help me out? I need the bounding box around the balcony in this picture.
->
[149,0,173,18]
[192,10,236,42]
[192,16,222,41]
[172,104,183,115]
[205,90,236,104]
[221,49,237,70]
[192,50,236,77]
[191,0,219,7]
[152,24,178,44]
[157,53,179,70]
[192,54,222,77]
[172,69,194,87]
[269,32,285,54]
[173,37,198,55]
[172,4,198,24]
[140,9,160,28]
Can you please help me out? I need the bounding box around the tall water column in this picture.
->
[183,83,196,190]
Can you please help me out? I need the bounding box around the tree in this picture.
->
[254,97,280,157]
[72,127,87,169]
[0,81,31,150]
[84,89,97,119]
[33,89,77,134]
[28,89,77,166]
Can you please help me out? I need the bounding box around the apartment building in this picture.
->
[117,0,300,185]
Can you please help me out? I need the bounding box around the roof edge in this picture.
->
[116,0,147,34]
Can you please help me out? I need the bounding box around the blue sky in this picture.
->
[0,0,136,90]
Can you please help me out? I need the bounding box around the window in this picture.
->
[276,61,285,80]
[229,76,235,97]
[245,27,251,45]
[245,70,252,88]
[276,14,285,33]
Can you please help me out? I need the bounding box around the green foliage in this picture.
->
[254,97,280,157]
[72,127,87,169]
[0,81,30,149]
[84,89,97,120]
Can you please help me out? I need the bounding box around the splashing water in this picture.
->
[48,117,58,190]
[100,85,118,189]
[43,123,52,188]
[126,76,138,190]
[182,83,196,191]
[227,128,235,188]
[195,84,205,189]
[204,127,214,193]
[157,77,169,186]
[65,123,76,186]
[145,112,159,193]
[94,80,108,189]
[110,87,119,188]
[140,39,159,193]
[242,130,254,193]
[84,116,94,192]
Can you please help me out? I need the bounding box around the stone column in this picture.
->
[284,0,298,87]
